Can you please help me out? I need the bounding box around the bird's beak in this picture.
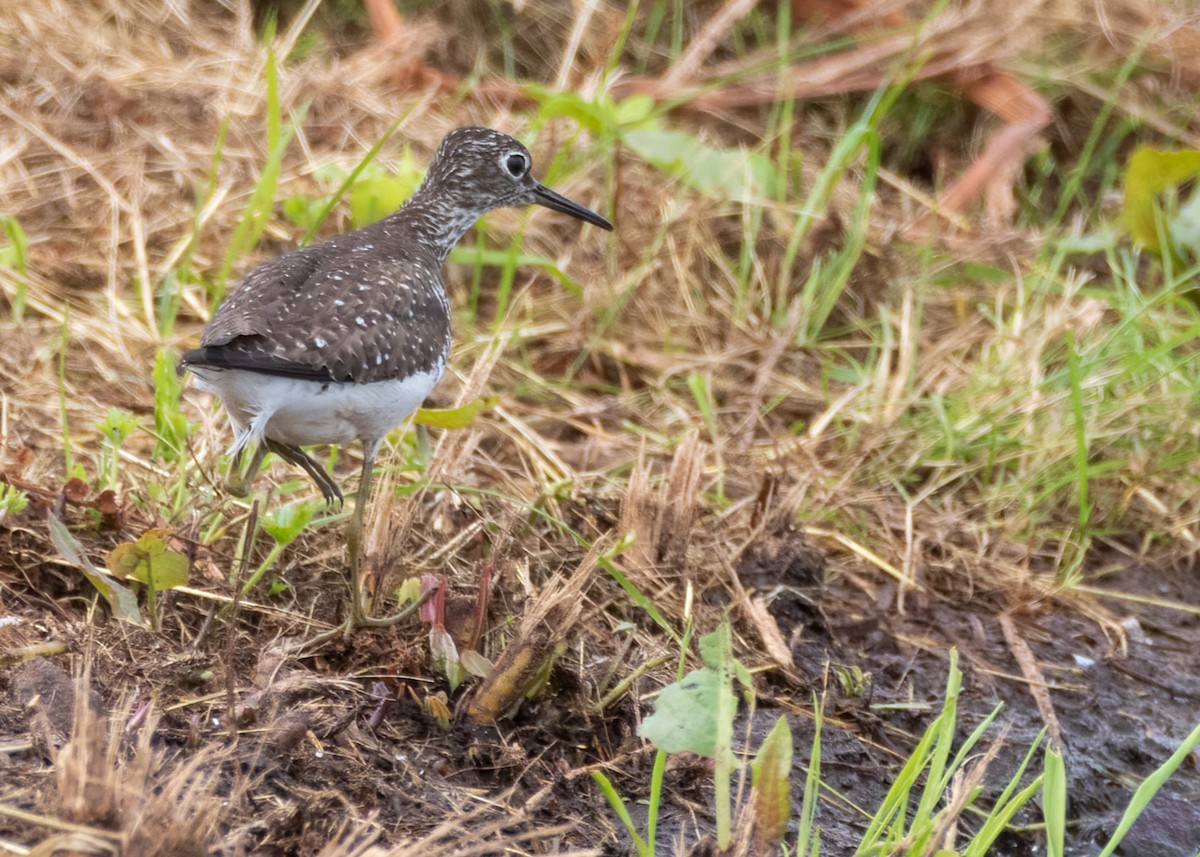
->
[532,183,614,231]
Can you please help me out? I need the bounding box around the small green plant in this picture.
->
[530,86,782,203]
[592,614,686,857]
[285,153,423,238]
[833,663,870,697]
[795,694,823,855]
[0,213,29,322]
[240,499,319,596]
[1043,743,1067,857]
[47,514,142,626]
[108,529,190,633]
[148,349,197,518]
[598,619,810,855]
[95,407,140,491]
[429,624,467,692]
[415,575,469,693]
[597,622,750,853]
[343,158,419,226]
[749,714,793,853]
[152,349,190,464]
[1122,146,1200,265]
[853,651,1027,854]
[600,638,1200,855]
[0,484,29,524]
[214,40,309,303]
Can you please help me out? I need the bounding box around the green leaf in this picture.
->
[97,407,139,445]
[461,648,494,679]
[107,529,190,591]
[0,484,29,517]
[698,622,731,669]
[430,626,466,692]
[623,127,779,200]
[750,716,793,850]
[47,514,143,625]
[413,395,498,429]
[0,214,28,322]
[638,661,724,755]
[1170,185,1200,260]
[1122,147,1200,253]
[639,625,741,757]
[298,109,420,243]
[152,349,189,462]
[1043,743,1067,857]
[0,214,29,273]
[135,550,189,590]
[394,576,422,606]
[282,195,326,232]
[615,94,655,126]
[261,499,317,544]
[528,86,618,136]
[1097,718,1200,857]
[445,246,587,296]
[349,158,422,228]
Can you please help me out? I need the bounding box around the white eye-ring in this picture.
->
[502,151,528,178]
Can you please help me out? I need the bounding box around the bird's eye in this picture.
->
[504,152,528,177]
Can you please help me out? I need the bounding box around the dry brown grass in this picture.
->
[2,0,1200,853]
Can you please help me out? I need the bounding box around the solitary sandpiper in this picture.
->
[181,127,612,627]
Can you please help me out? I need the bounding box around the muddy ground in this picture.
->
[2,513,1197,855]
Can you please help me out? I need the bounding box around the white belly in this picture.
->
[190,365,444,452]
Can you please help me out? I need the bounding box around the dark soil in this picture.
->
[2,515,1198,855]
[751,544,1200,856]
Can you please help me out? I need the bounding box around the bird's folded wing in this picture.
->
[186,253,450,385]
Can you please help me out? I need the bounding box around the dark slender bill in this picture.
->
[533,184,614,231]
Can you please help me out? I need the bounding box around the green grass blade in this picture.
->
[592,771,650,856]
[915,650,962,822]
[57,310,73,477]
[597,553,681,645]
[855,721,936,850]
[1097,719,1200,857]
[0,214,29,322]
[646,748,667,856]
[940,702,1005,795]
[300,109,414,245]
[795,693,823,855]
[963,775,1046,857]
[1043,744,1067,857]
[1065,332,1090,534]
[799,130,880,339]
[215,44,308,299]
[491,232,521,329]
[1050,37,1148,228]
[962,731,1046,857]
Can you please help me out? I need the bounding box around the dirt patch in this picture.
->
[756,547,1200,856]
[2,520,1198,855]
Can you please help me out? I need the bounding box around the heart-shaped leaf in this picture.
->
[107,529,189,591]
[1122,147,1200,253]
